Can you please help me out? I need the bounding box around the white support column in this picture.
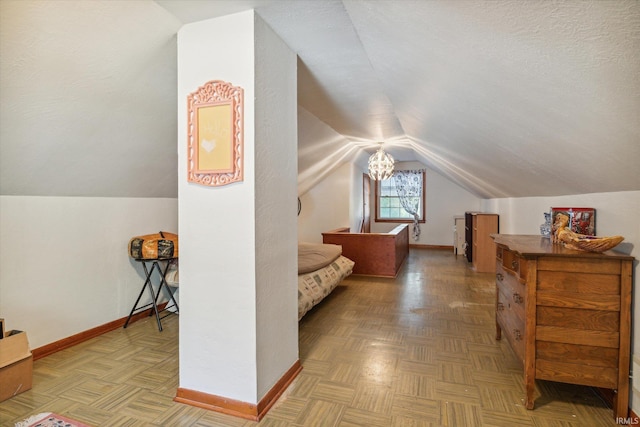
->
[176,10,298,420]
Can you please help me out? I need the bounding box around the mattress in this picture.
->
[298,255,354,320]
[298,242,342,274]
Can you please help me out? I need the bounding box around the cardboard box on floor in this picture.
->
[0,329,33,402]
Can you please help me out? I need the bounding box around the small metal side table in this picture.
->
[124,258,179,332]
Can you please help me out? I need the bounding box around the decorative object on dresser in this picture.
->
[553,212,624,253]
[539,211,552,238]
[464,212,499,273]
[491,234,634,419]
[550,207,595,237]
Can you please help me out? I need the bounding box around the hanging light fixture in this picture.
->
[368,143,395,180]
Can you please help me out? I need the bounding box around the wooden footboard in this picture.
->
[321,225,409,278]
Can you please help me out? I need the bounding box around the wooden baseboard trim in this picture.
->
[174,388,258,421]
[32,302,169,360]
[175,360,302,421]
[409,244,454,251]
[257,360,303,419]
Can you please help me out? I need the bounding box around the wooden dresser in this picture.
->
[491,234,634,419]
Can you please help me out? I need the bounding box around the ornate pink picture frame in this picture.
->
[187,80,244,186]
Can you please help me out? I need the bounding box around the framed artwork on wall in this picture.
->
[187,80,244,186]
[550,207,595,237]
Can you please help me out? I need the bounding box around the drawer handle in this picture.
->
[497,303,504,311]
[513,293,523,304]
[511,260,519,270]
[496,273,504,281]
[513,329,522,340]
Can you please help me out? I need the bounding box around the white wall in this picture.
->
[422,168,483,245]
[0,195,178,348]
[298,162,353,243]
[349,163,365,233]
[178,10,297,404]
[254,14,299,399]
[297,107,365,198]
[483,190,640,412]
[0,0,181,198]
[371,164,482,245]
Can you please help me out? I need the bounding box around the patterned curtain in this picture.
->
[392,170,424,241]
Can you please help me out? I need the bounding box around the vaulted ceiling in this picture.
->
[1,0,638,199]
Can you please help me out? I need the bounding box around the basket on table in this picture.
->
[128,232,178,260]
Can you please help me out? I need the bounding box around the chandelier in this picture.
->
[368,145,395,180]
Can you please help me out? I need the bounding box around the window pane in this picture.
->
[376,171,425,221]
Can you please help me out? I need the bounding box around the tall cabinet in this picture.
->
[465,212,499,273]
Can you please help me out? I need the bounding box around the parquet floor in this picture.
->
[0,249,617,426]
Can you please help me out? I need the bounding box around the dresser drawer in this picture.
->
[535,341,618,388]
[496,264,526,320]
[500,248,528,280]
[497,287,525,364]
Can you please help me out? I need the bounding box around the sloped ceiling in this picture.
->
[1,0,638,199]
[0,0,182,197]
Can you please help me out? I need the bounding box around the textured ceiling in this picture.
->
[0,0,182,197]
[1,0,638,199]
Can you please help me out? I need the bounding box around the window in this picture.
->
[375,170,426,223]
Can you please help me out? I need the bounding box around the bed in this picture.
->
[298,242,355,320]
